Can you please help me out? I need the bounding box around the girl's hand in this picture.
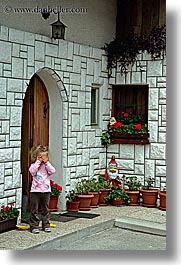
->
[43,157,49,163]
[37,156,43,163]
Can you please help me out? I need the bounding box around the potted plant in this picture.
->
[106,113,149,145]
[98,175,112,206]
[140,177,158,207]
[158,185,166,211]
[49,180,62,212]
[86,178,101,208]
[75,179,94,211]
[66,190,80,212]
[0,202,19,233]
[122,175,141,206]
[105,186,131,206]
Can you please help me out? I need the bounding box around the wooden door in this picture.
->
[21,74,49,212]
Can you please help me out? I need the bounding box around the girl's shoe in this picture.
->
[43,227,51,232]
[31,228,39,234]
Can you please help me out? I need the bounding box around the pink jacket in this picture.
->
[29,160,56,193]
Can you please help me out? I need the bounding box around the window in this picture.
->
[111,84,149,144]
[112,84,148,118]
[91,86,99,125]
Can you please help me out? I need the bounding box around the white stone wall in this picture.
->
[107,52,166,189]
[0,25,109,209]
[0,24,166,210]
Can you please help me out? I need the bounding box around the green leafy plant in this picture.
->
[105,186,131,203]
[122,175,141,191]
[142,177,155,190]
[66,190,77,202]
[75,178,89,194]
[75,178,101,194]
[86,178,101,192]
[98,175,112,191]
[0,202,19,221]
[50,180,62,196]
[109,113,149,135]
[101,131,111,172]
[103,25,166,77]
[101,131,111,147]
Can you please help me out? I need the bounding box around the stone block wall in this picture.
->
[107,52,166,189]
[0,24,166,210]
[0,25,109,209]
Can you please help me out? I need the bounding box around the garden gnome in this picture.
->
[109,117,117,129]
[105,155,122,187]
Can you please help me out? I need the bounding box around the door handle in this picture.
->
[43,102,48,118]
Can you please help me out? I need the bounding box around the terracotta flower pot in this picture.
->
[88,192,100,208]
[111,198,123,206]
[77,194,94,210]
[126,190,140,206]
[67,201,80,212]
[99,188,111,206]
[49,195,59,212]
[158,190,166,211]
[140,189,158,207]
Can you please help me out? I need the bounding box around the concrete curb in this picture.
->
[28,217,166,250]
[27,219,115,250]
[114,217,166,236]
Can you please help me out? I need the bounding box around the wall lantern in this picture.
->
[51,13,67,40]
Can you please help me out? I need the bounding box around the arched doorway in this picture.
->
[21,74,49,213]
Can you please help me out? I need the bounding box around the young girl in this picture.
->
[29,145,56,234]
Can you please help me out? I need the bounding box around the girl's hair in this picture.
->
[30,145,49,162]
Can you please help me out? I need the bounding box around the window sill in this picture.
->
[110,132,150,145]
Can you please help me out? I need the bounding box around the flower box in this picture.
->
[0,218,17,233]
[110,132,149,144]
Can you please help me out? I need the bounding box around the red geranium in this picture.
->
[0,202,19,221]
[123,113,129,118]
[1,206,8,212]
[135,124,142,130]
[50,180,62,196]
[113,122,123,128]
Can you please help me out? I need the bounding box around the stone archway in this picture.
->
[22,67,68,211]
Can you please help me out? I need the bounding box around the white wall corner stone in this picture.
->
[135,145,144,163]
[0,41,12,63]
[145,159,155,178]
[148,121,158,142]
[150,143,166,159]
[156,165,166,176]
[147,60,162,76]
[120,144,134,159]
[119,160,134,170]
[149,89,159,109]
[135,164,144,175]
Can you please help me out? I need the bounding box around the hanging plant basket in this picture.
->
[0,218,18,233]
